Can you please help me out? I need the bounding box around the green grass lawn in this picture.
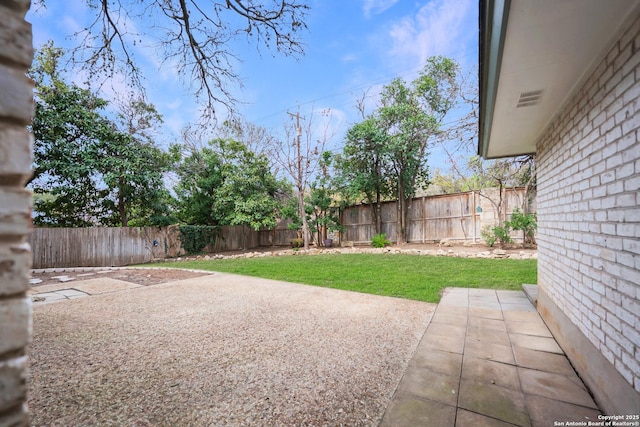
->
[149,254,537,303]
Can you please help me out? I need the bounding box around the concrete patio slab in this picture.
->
[426,322,467,337]
[430,312,468,326]
[524,394,602,427]
[512,346,575,375]
[461,356,520,390]
[397,369,459,406]
[30,292,67,303]
[468,316,508,332]
[469,306,504,319]
[380,288,601,427]
[380,393,456,426]
[408,348,463,377]
[466,326,511,346]
[500,303,538,312]
[434,305,469,316]
[458,378,531,426]
[420,331,465,354]
[506,321,553,337]
[509,333,563,354]
[29,282,80,294]
[55,289,89,298]
[464,340,516,365]
[518,368,598,409]
[503,311,544,323]
[456,408,520,427]
[72,277,143,295]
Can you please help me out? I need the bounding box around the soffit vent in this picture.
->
[516,90,543,108]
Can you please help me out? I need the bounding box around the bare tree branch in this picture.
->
[65,0,309,119]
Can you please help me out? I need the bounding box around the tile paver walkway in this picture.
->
[380,287,601,427]
[29,277,143,304]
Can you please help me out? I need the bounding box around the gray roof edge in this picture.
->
[478,0,510,159]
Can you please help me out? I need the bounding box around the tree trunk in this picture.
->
[374,157,382,235]
[298,187,309,250]
[118,177,127,227]
[397,186,406,244]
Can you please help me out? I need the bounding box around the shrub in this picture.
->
[371,233,392,248]
[481,226,497,247]
[481,224,512,247]
[290,238,304,248]
[493,225,513,247]
[509,208,537,246]
[178,225,221,254]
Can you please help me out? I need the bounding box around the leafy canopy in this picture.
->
[29,43,174,227]
[173,138,289,230]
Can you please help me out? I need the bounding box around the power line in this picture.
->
[245,64,429,126]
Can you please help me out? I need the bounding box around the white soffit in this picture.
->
[487,0,640,158]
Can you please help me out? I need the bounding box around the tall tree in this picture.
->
[380,56,459,243]
[306,151,343,246]
[173,144,224,225]
[30,44,175,227]
[98,129,176,227]
[40,0,309,117]
[218,117,280,174]
[338,117,391,234]
[339,56,459,243]
[173,139,287,232]
[213,139,287,232]
[273,108,335,249]
[30,44,112,226]
[98,95,176,226]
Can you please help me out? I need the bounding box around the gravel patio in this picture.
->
[28,272,435,426]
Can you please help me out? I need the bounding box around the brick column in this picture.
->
[0,0,34,425]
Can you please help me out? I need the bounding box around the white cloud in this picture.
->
[363,0,400,18]
[387,0,476,69]
[342,53,359,63]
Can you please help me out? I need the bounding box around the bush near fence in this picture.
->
[341,188,535,245]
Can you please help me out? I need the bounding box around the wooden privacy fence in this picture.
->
[29,227,170,269]
[29,225,264,269]
[29,188,534,268]
[341,188,534,245]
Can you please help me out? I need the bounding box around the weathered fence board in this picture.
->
[258,219,298,246]
[30,188,535,268]
[341,188,533,244]
[29,227,167,269]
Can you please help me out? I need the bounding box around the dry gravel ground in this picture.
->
[29,273,435,426]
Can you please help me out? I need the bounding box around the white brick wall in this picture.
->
[537,13,640,392]
[0,0,33,425]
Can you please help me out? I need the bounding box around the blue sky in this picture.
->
[27,0,478,167]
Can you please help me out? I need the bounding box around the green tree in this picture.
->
[173,139,288,233]
[213,139,286,231]
[337,56,459,243]
[173,144,224,225]
[99,96,176,226]
[379,56,459,243]
[337,117,391,235]
[30,43,176,227]
[306,152,343,246]
[98,130,176,226]
[30,44,112,226]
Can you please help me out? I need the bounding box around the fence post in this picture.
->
[472,191,477,243]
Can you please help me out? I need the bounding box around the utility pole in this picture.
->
[287,111,309,250]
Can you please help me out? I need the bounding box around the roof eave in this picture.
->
[478,0,510,159]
